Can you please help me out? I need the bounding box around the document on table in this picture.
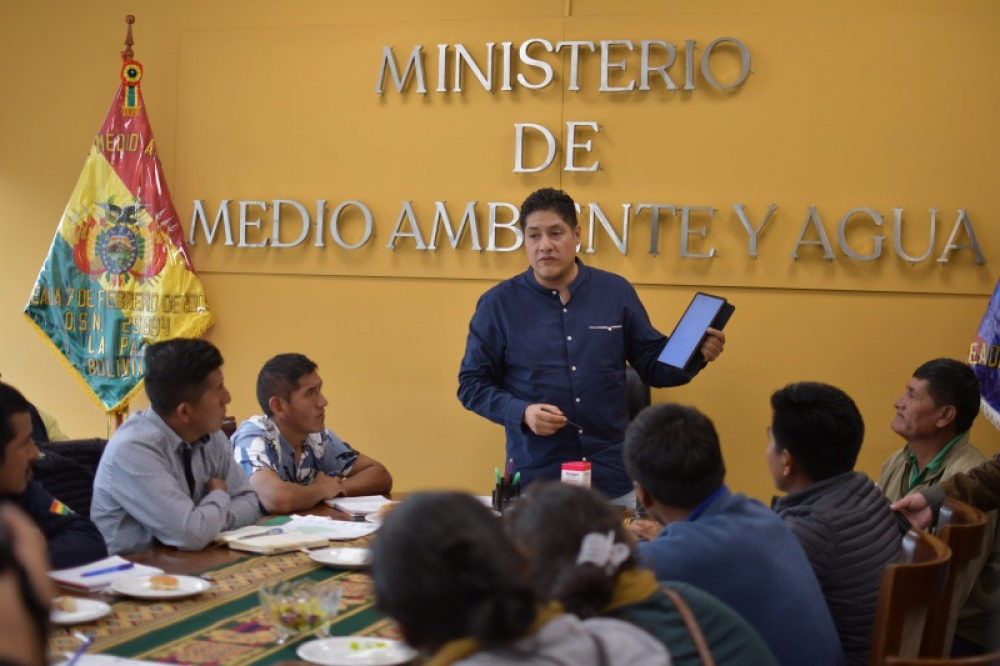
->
[325,494,394,516]
[288,514,380,539]
[49,556,164,592]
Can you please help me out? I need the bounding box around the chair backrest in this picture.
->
[32,438,108,517]
[920,498,989,657]
[625,364,651,421]
[869,529,952,666]
[222,416,237,439]
[885,652,1000,666]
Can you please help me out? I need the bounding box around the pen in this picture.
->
[494,467,501,484]
[65,632,94,666]
[81,562,135,577]
[513,472,520,486]
[505,458,514,484]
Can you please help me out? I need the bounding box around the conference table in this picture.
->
[48,505,399,665]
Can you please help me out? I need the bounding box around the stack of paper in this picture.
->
[49,556,164,592]
[325,495,394,516]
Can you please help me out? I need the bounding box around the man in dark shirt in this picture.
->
[0,381,107,569]
[458,187,725,502]
[767,382,901,666]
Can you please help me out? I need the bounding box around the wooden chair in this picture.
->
[886,652,1000,666]
[869,529,952,666]
[921,499,989,657]
[222,416,237,438]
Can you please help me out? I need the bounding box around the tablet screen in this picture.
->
[657,293,726,369]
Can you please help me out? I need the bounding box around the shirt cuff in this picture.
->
[920,485,947,520]
[504,399,532,432]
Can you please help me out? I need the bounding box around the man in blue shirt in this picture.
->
[626,403,844,666]
[458,187,725,502]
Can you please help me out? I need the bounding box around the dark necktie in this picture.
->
[181,444,196,497]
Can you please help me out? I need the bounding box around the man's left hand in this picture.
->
[700,328,726,363]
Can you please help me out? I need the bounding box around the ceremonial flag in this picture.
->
[24,24,213,415]
[969,279,1000,429]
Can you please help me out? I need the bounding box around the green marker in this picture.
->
[513,472,521,486]
[495,467,501,484]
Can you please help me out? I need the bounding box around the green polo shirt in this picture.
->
[906,432,966,492]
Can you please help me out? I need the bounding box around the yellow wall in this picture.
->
[2,0,999,502]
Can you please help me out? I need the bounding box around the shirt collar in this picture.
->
[907,431,967,491]
[524,258,590,296]
[686,484,729,522]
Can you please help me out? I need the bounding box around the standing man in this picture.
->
[0,381,106,568]
[232,353,393,514]
[458,188,725,503]
[92,339,261,555]
[879,358,998,653]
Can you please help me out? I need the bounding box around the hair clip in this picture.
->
[576,531,630,573]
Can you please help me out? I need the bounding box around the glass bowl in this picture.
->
[259,580,344,644]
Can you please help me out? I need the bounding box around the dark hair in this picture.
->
[256,353,318,417]
[0,382,31,463]
[372,492,536,651]
[913,358,981,434]
[770,382,864,482]
[505,482,635,618]
[624,403,725,508]
[519,187,579,230]
[144,339,224,416]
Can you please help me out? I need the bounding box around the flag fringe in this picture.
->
[22,311,142,415]
[980,396,1000,431]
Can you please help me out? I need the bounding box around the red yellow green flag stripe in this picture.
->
[24,49,213,415]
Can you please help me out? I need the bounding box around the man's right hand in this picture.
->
[315,473,346,499]
[524,404,568,436]
[204,477,228,494]
[891,492,933,530]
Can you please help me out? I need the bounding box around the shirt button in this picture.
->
[571,366,577,372]
[563,308,568,313]
[567,335,572,341]
[575,397,581,403]
[578,429,584,434]
[551,290,558,296]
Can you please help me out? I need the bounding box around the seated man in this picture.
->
[767,382,901,666]
[0,382,106,568]
[625,403,842,666]
[232,353,392,514]
[91,339,261,554]
[879,358,998,652]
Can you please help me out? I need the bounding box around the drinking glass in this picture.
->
[259,580,344,644]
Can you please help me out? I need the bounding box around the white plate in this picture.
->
[109,575,210,599]
[297,637,417,666]
[309,547,372,570]
[50,598,112,625]
[364,514,381,524]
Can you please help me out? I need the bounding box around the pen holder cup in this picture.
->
[492,482,521,515]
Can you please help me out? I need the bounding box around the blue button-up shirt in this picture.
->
[458,260,695,497]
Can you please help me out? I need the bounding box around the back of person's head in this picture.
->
[913,358,981,434]
[519,187,578,230]
[144,338,224,416]
[372,492,536,651]
[256,353,317,417]
[770,381,865,482]
[505,482,636,618]
[624,403,725,508]
[0,382,30,462]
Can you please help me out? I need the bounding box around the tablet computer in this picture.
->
[657,292,735,372]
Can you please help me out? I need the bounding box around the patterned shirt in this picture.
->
[231,415,359,485]
[91,409,261,555]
